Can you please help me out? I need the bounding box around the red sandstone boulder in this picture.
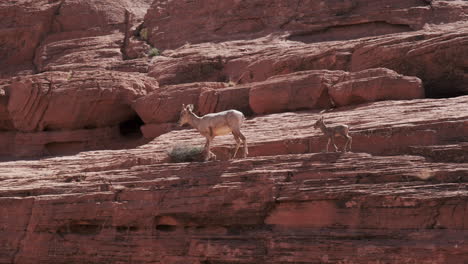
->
[8,71,157,132]
[249,68,423,114]
[329,68,424,106]
[133,82,228,125]
[198,85,252,116]
[34,32,125,72]
[124,36,151,60]
[351,25,468,98]
[249,70,338,114]
[0,0,60,77]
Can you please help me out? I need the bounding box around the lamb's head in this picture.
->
[178,104,195,126]
[313,116,324,129]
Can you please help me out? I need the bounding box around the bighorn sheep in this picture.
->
[178,104,248,161]
[314,116,352,152]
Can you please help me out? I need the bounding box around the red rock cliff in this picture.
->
[0,0,467,263]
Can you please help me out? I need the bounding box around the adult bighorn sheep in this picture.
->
[314,116,352,152]
[178,104,248,161]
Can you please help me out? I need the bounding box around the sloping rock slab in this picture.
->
[0,151,466,263]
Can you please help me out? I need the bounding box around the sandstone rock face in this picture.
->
[249,70,336,114]
[148,53,227,86]
[0,0,467,262]
[8,70,157,132]
[1,0,154,77]
[0,96,467,263]
[351,25,468,98]
[34,32,125,72]
[10,126,146,158]
[250,68,423,114]
[143,67,423,121]
[33,0,154,73]
[0,0,61,77]
[148,23,466,98]
[143,0,465,50]
[328,68,424,107]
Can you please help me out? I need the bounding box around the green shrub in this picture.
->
[168,145,204,163]
[148,47,160,57]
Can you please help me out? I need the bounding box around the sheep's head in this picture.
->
[178,104,194,126]
[313,116,324,129]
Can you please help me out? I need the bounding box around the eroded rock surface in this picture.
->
[0,0,467,263]
[143,0,465,49]
[0,0,61,76]
[0,98,467,263]
[8,70,157,132]
[148,22,467,99]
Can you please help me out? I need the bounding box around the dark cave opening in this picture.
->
[119,114,144,139]
[424,81,467,99]
[155,224,178,232]
[288,22,413,44]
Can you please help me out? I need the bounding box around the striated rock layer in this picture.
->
[0,96,467,263]
[0,0,467,263]
[8,70,157,132]
[149,22,467,98]
[1,152,467,264]
[142,0,464,49]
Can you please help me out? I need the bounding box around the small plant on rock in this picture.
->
[167,145,205,163]
[148,47,160,57]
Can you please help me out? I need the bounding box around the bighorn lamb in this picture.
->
[314,116,352,152]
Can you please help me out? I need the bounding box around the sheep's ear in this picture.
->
[182,103,186,109]
[187,104,194,111]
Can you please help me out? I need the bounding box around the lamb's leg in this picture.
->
[326,137,331,152]
[330,135,338,152]
[344,134,352,152]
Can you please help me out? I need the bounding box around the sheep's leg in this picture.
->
[203,137,209,153]
[204,136,213,161]
[238,131,248,158]
[232,129,248,158]
[231,133,241,159]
